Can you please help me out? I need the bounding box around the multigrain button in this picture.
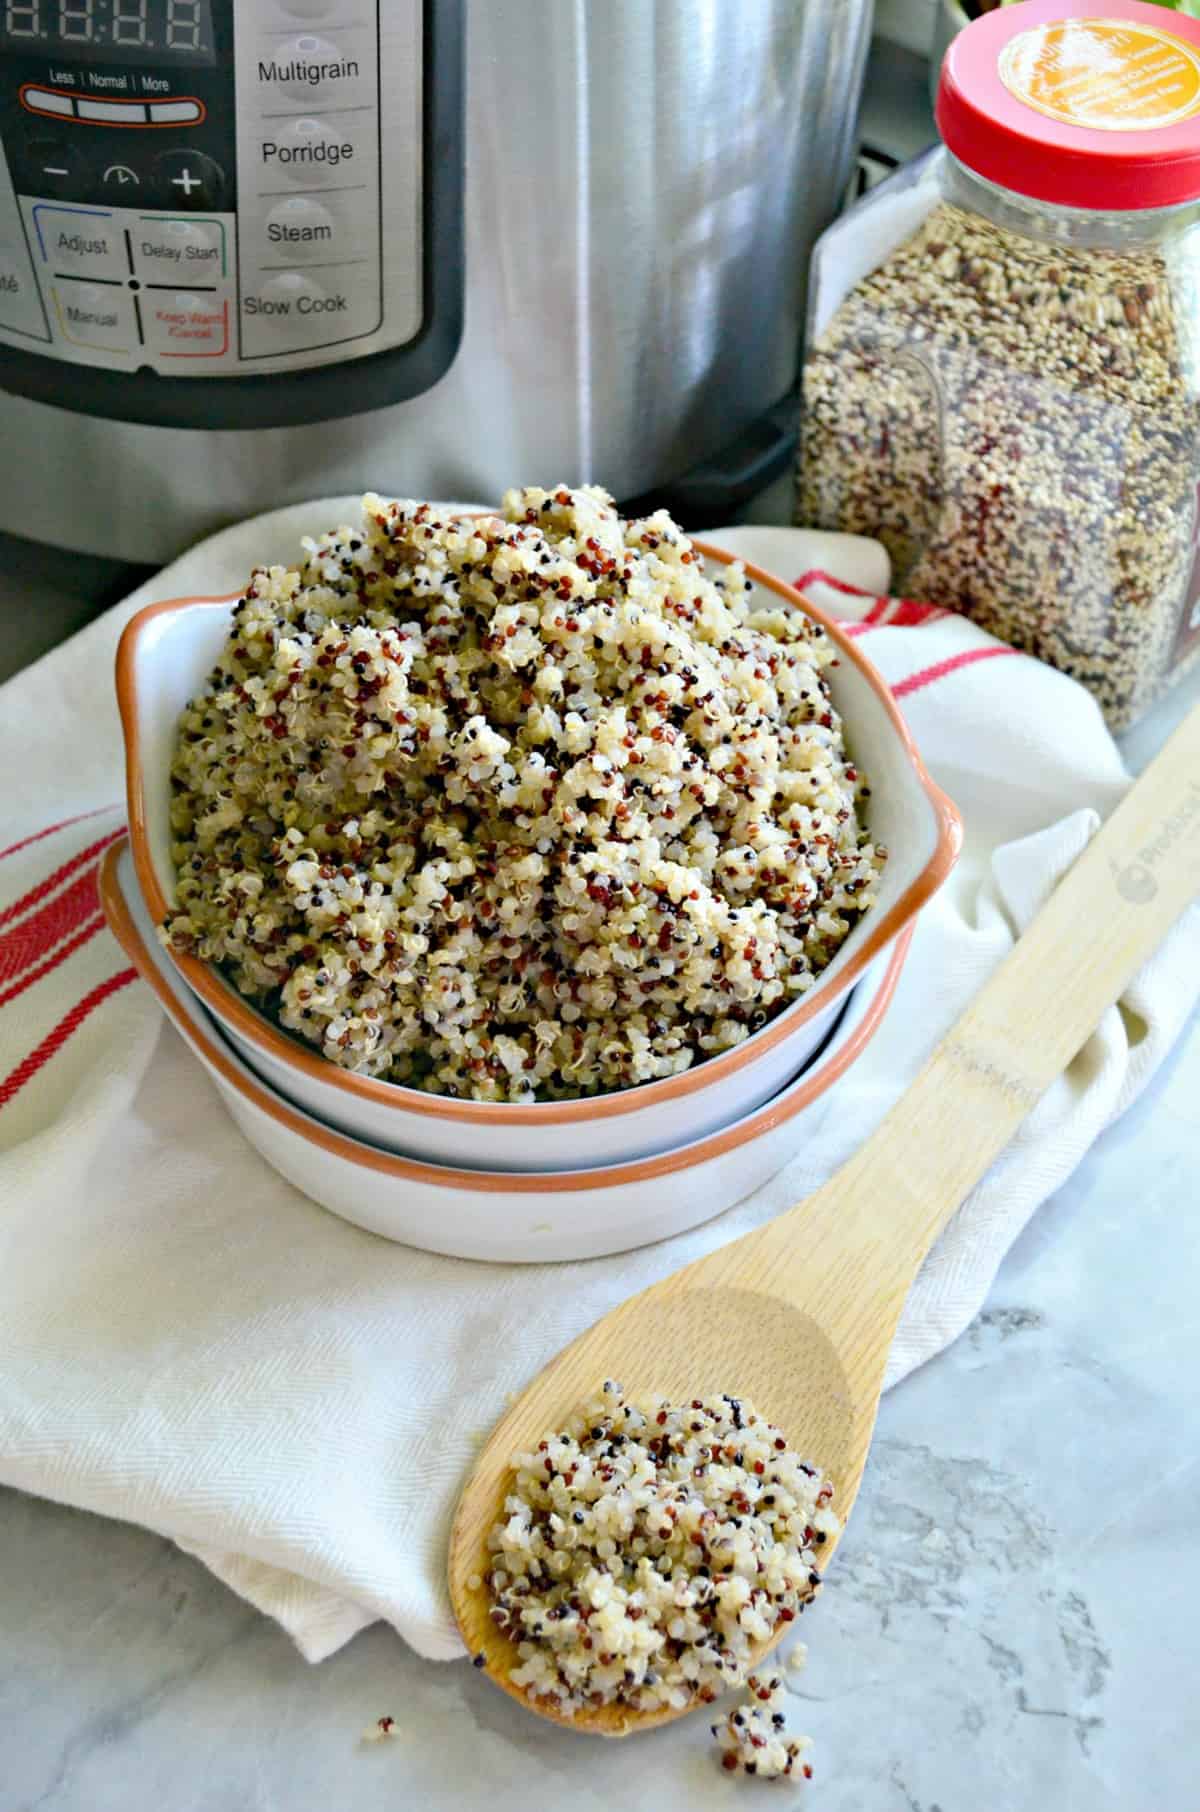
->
[51,279,136,352]
[31,204,127,279]
[260,116,356,187]
[263,195,340,262]
[133,216,226,281]
[263,35,367,103]
[143,291,229,358]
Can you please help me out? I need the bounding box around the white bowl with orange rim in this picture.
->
[101,839,913,1262]
[116,539,958,1173]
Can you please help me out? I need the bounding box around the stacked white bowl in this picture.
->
[110,547,958,1261]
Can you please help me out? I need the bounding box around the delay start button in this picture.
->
[132,216,226,282]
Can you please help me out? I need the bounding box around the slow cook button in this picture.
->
[144,290,229,358]
[132,216,226,281]
[51,280,136,352]
[31,203,126,279]
[260,116,359,187]
[241,271,358,350]
[263,195,342,262]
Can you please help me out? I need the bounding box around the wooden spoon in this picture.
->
[449,701,1200,1736]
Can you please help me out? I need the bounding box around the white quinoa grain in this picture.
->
[486,1381,839,1718]
[165,487,881,1100]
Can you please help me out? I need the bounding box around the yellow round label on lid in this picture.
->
[999,17,1200,131]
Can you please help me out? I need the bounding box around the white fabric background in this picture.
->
[1,501,1195,1664]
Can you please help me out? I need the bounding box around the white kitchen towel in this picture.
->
[0,500,1196,1667]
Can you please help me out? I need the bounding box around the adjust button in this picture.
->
[31,204,127,279]
[51,279,137,353]
[260,116,357,188]
[133,215,226,282]
[151,149,226,211]
[143,290,229,358]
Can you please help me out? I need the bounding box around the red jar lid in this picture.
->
[936,0,1200,210]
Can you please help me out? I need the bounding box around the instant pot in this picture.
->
[0,0,872,561]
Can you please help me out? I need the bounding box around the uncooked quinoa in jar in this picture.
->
[163,486,882,1102]
[483,1382,839,1719]
[800,1,1200,731]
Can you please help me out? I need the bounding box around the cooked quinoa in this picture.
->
[711,1672,814,1781]
[484,1382,839,1717]
[164,486,883,1102]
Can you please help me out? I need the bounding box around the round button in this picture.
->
[151,149,226,211]
[25,137,85,199]
[276,35,351,102]
[99,160,144,196]
[256,270,328,333]
[264,195,341,263]
[264,116,356,187]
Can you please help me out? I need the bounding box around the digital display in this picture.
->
[1,0,215,64]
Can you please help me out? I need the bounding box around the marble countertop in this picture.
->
[3,637,1198,1812]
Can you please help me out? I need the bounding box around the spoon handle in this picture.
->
[758,699,1200,1307]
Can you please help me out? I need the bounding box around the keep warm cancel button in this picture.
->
[144,292,229,358]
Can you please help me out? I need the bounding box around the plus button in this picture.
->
[151,149,225,210]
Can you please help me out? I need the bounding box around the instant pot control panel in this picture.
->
[0,0,462,426]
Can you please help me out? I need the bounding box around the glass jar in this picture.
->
[799,1,1200,731]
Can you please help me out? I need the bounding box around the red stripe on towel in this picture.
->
[0,868,101,984]
[0,807,112,866]
[892,645,1020,699]
[0,967,139,1109]
[0,914,106,1011]
[0,828,123,931]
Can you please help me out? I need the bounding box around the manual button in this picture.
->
[51,279,136,352]
[31,204,127,279]
[132,216,226,282]
[143,290,229,358]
